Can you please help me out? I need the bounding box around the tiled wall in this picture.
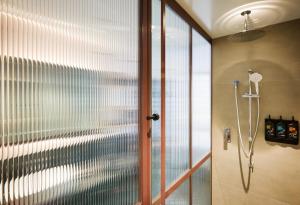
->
[212,19,300,205]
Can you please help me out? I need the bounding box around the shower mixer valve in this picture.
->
[224,128,231,150]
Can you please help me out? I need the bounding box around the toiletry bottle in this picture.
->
[265,115,275,139]
[287,116,298,139]
[276,116,286,138]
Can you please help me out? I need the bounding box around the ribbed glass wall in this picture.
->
[0,0,139,204]
[192,159,211,205]
[151,0,162,199]
[165,6,190,187]
[192,29,211,165]
[165,180,189,205]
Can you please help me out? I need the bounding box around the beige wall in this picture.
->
[212,19,300,205]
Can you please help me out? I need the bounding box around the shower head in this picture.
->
[227,10,265,42]
[250,72,263,83]
[249,72,263,94]
[227,30,265,42]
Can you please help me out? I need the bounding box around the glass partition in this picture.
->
[192,29,211,165]
[166,180,189,205]
[150,3,212,204]
[151,0,162,199]
[0,0,139,204]
[165,5,190,188]
[192,159,211,205]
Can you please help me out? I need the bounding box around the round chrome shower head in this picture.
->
[227,30,265,42]
[227,10,265,42]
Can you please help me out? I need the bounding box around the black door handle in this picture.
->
[146,113,160,121]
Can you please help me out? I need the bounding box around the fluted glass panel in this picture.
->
[192,159,211,205]
[165,6,190,187]
[151,0,161,199]
[192,29,211,165]
[165,180,189,205]
[0,0,139,204]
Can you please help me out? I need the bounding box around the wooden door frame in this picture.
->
[139,0,152,204]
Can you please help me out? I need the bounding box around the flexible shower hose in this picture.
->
[234,85,260,158]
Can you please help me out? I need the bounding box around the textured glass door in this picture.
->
[165,5,190,188]
[151,0,162,200]
[151,1,212,205]
[0,0,139,204]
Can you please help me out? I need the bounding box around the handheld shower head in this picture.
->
[249,72,263,94]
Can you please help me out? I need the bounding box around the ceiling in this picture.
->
[175,0,300,38]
